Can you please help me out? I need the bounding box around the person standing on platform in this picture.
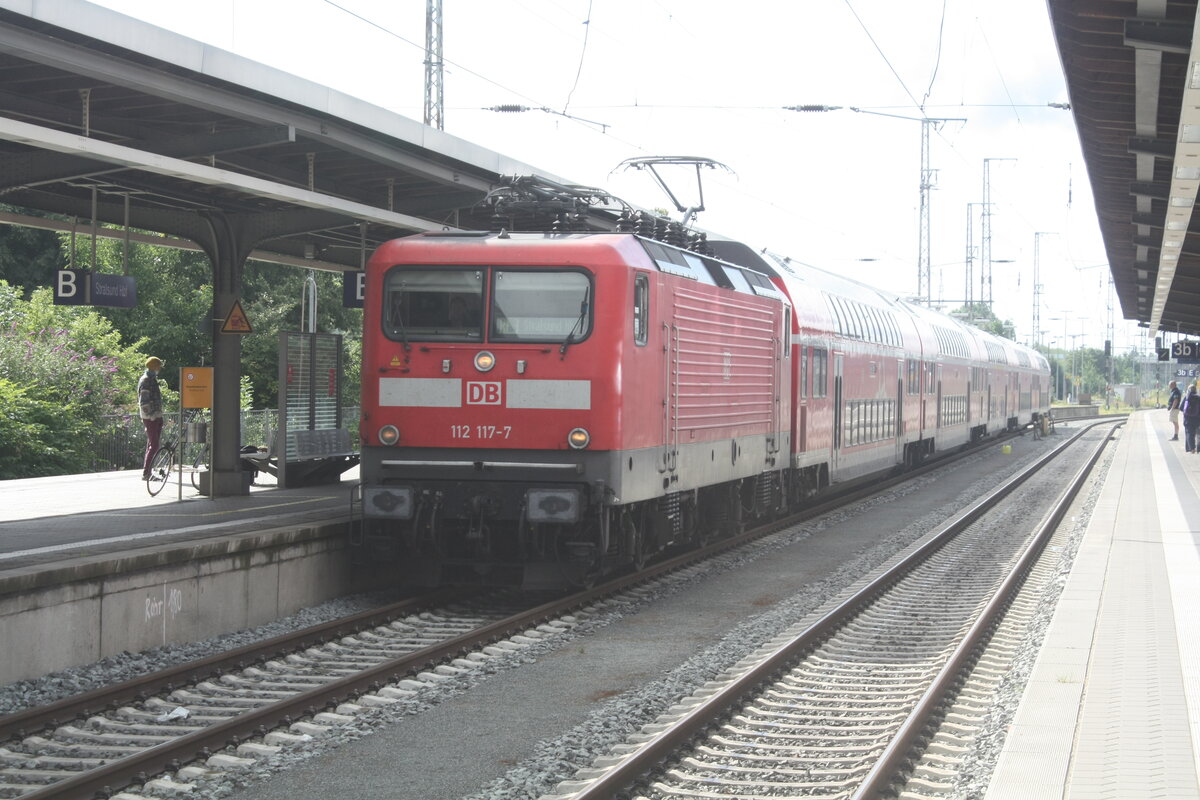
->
[138,357,165,479]
[1167,379,1182,441]
[1184,384,1200,453]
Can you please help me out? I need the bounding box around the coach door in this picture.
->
[832,354,843,470]
[936,365,943,429]
[896,361,904,464]
[986,374,992,427]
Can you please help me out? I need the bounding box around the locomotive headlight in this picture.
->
[567,427,590,449]
[474,350,496,372]
[526,488,582,523]
[378,424,400,446]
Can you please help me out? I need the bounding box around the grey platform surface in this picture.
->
[0,466,358,577]
[987,410,1200,799]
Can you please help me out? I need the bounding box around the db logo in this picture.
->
[467,381,502,405]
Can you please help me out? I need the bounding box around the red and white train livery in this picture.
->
[357,230,1050,587]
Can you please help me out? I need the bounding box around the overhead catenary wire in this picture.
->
[921,0,950,109]
[843,0,928,118]
[561,0,594,117]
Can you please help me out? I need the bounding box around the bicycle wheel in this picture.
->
[146,446,174,496]
[190,444,208,490]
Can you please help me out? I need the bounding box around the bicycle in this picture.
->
[145,425,178,497]
[188,440,209,490]
[146,411,209,496]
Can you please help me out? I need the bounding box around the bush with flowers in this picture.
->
[0,281,149,477]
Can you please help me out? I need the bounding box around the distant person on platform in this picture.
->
[139,357,165,479]
[1167,379,1182,441]
[1183,384,1200,453]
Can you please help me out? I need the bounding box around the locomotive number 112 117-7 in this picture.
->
[450,425,513,439]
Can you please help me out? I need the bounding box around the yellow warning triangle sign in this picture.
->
[221,301,253,334]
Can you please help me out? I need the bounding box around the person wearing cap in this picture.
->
[138,357,165,480]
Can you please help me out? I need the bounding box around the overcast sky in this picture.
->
[88,0,1137,353]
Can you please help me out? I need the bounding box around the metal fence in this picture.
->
[92,407,359,473]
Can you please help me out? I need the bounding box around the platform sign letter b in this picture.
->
[54,269,88,306]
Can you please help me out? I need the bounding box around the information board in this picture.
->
[181,367,214,409]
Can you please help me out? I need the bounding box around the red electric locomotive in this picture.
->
[358,231,792,588]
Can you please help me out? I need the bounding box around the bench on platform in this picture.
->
[240,432,280,480]
[241,428,359,487]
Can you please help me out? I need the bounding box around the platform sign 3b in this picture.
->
[1171,340,1200,363]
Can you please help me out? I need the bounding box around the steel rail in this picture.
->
[0,586,471,744]
[12,585,621,800]
[561,419,1117,800]
[851,420,1120,799]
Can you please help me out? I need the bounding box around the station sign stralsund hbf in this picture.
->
[53,269,137,309]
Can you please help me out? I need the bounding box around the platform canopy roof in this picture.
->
[1048,0,1200,336]
[0,1,626,274]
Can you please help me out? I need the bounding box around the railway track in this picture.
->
[541,420,1119,800]
[0,423,1110,800]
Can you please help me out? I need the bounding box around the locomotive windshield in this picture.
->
[384,268,484,340]
[382,266,591,344]
[491,270,591,342]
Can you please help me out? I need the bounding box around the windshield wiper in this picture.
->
[559,288,590,358]
[390,307,412,358]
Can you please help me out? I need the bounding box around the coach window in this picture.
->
[492,270,592,343]
[812,347,828,398]
[800,345,809,398]
[633,273,649,345]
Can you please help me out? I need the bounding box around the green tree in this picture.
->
[86,236,214,383]
[950,303,1017,340]
[0,378,77,478]
[0,211,67,297]
[239,261,362,410]
[82,235,362,411]
[0,222,366,475]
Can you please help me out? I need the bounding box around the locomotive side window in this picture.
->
[634,273,649,346]
[383,268,484,341]
[492,270,592,342]
[783,308,791,358]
